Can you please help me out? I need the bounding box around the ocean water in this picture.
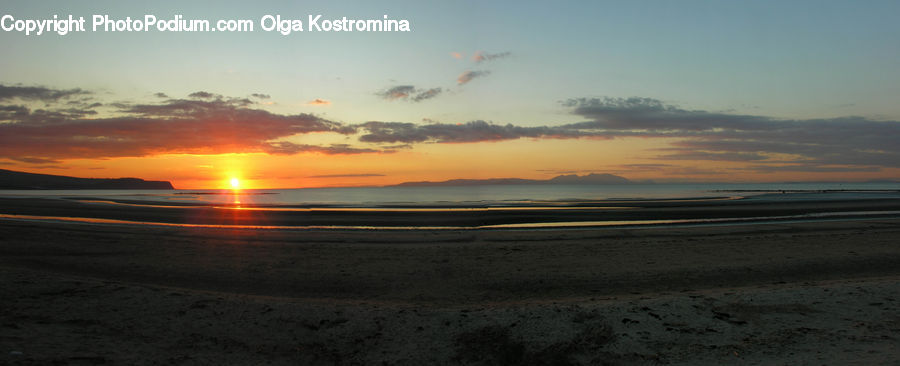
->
[2,182,899,207]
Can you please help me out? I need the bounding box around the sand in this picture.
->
[2,212,900,364]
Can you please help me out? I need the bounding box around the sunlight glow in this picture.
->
[230,178,240,189]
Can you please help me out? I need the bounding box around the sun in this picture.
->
[229,178,241,189]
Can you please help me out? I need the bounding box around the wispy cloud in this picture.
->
[263,142,387,155]
[472,51,510,63]
[187,91,217,99]
[307,173,386,178]
[376,85,416,100]
[744,164,881,173]
[307,98,332,106]
[9,157,61,164]
[656,151,768,162]
[457,70,490,85]
[356,120,594,144]
[0,84,90,102]
[411,88,442,102]
[5,83,898,175]
[376,85,442,102]
[0,85,371,161]
[563,97,900,170]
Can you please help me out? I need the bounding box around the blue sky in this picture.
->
[5,0,899,122]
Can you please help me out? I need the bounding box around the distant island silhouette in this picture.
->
[391,173,632,187]
[0,169,174,190]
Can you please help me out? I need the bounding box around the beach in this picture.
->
[4,0,900,364]
[2,196,900,364]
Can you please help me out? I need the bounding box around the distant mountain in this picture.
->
[0,169,174,190]
[547,173,631,184]
[392,173,632,187]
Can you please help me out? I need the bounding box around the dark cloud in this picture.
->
[563,97,773,131]
[412,88,442,102]
[66,100,102,109]
[0,86,362,161]
[376,85,416,100]
[376,86,442,102]
[307,173,385,178]
[250,93,271,99]
[121,98,261,118]
[356,120,594,144]
[745,164,881,173]
[617,164,675,170]
[154,92,169,98]
[535,169,592,175]
[10,157,61,164]
[188,91,218,99]
[457,70,490,85]
[0,105,30,120]
[307,98,331,106]
[5,83,897,176]
[472,51,511,63]
[563,97,900,170]
[262,142,385,155]
[0,104,100,124]
[0,84,90,102]
[656,151,769,162]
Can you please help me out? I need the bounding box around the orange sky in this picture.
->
[12,136,897,189]
[2,2,899,187]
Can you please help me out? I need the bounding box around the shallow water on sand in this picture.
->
[1,182,899,207]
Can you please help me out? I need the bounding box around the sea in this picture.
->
[2,182,899,207]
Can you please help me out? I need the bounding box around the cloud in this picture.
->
[353,95,900,173]
[457,70,490,85]
[357,120,593,144]
[563,97,900,170]
[376,85,416,100]
[154,92,169,98]
[656,151,769,162]
[411,88,442,102]
[262,142,386,155]
[307,173,385,178]
[744,164,881,173]
[451,52,463,59]
[616,164,675,170]
[0,86,365,161]
[0,104,99,124]
[9,157,61,164]
[250,93,271,99]
[376,86,442,102]
[472,51,510,63]
[5,83,897,175]
[0,84,90,102]
[307,98,332,106]
[188,91,217,99]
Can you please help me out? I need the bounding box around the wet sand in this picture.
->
[1,195,900,228]
[2,198,900,364]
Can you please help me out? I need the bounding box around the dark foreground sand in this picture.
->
[2,217,900,364]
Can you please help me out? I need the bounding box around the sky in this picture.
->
[1,0,899,189]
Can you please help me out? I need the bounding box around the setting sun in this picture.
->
[230,178,240,189]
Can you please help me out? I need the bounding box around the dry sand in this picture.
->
[2,217,900,364]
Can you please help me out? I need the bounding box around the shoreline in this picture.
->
[2,217,900,364]
[3,209,900,231]
[2,195,900,229]
[2,217,899,302]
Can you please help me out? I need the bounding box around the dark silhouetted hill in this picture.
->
[392,173,631,187]
[0,169,174,189]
